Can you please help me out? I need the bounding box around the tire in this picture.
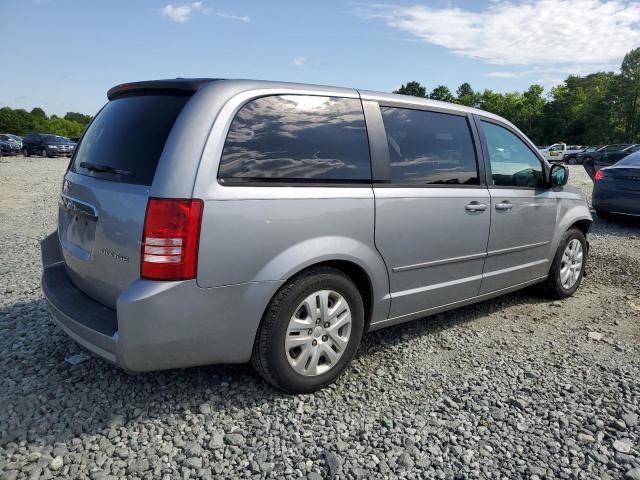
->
[23,148,30,157]
[596,210,612,220]
[251,266,364,394]
[568,157,576,165]
[41,148,48,158]
[541,228,587,299]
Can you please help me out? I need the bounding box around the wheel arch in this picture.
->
[569,218,592,236]
[260,257,383,334]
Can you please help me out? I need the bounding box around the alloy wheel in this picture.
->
[560,239,583,289]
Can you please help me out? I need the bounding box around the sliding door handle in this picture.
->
[465,202,487,212]
[495,201,513,211]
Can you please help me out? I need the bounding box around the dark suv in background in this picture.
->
[0,134,21,156]
[22,134,76,157]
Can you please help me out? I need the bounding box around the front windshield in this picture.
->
[618,153,640,166]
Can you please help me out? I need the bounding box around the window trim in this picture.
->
[372,102,486,188]
[216,93,373,187]
[474,115,551,190]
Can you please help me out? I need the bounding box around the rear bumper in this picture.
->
[592,189,640,216]
[41,232,280,372]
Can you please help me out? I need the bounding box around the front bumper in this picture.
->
[47,149,73,157]
[41,232,279,372]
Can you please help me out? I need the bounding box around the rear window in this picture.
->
[619,152,640,166]
[71,94,190,185]
[218,95,371,183]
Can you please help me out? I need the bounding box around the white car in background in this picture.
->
[539,143,584,162]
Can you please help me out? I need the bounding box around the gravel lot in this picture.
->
[1,157,639,480]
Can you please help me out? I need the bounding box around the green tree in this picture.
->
[64,112,92,126]
[619,47,640,141]
[394,81,427,98]
[456,82,478,107]
[0,106,88,137]
[429,85,455,103]
[30,107,47,119]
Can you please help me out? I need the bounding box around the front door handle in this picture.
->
[495,201,513,211]
[465,202,487,212]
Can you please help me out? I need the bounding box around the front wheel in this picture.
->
[23,148,30,157]
[541,228,587,299]
[252,266,364,394]
[568,157,576,165]
[41,148,48,158]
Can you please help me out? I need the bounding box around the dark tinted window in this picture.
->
[71,95,190,185]
[603,144,629,152]
[380,107,478,185]
[619,152,640,166]
[218,95,370,182]
[42,134,65,143]
[482,121,545,188]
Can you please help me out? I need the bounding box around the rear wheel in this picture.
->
[252,266,364,394]
[568,157,576,165]
[41,148,48,158]
[541,228,587,299]
[23,148,30,157]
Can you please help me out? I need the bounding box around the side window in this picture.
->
[380,107,479,185]
[218,95,371,182]
[481,121,545,188]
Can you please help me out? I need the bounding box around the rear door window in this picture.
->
[71,94,190,185]
[218,95,371,183]
[379,107,479,185]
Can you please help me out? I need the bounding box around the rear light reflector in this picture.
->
[594,169,605,181]
[141,198,203,280]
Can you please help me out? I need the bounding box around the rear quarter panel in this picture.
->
[188,82,391,324]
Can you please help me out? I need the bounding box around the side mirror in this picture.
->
[550,163,569,187]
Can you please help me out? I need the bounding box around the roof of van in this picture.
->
[106,78,509,126]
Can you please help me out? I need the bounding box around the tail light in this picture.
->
[594,169,605,181]
[141,198,204,280]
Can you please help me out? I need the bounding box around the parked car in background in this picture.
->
[0,134,22,155]
[41,78,592,393]
[0,135,21,156]
[1,134,23,149]
[564,145,603,165]
[21,134,76,157]
[583,144,640,179]
[539,143,584,162]
[593,151,640,219]
[69,137,81,143]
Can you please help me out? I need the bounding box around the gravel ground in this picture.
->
[1,157,639,480]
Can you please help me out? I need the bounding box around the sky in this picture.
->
[1,0,640,116]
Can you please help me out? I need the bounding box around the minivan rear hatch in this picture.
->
[59,91,192,309]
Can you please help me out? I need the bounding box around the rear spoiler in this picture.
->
[107,78,222,100]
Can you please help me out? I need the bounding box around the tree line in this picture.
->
[0,107,91,138]
[1,47,639,145]
[394,48,640,147]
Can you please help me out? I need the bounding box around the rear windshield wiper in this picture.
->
[80,162,134,178]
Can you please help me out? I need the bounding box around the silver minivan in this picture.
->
[41,79,592,393]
